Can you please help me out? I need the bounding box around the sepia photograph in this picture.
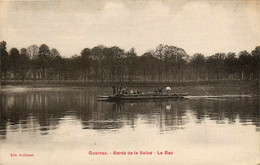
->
[0,0,259,164]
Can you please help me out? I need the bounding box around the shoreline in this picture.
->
[0,80,258,88]
[1,80,258,96]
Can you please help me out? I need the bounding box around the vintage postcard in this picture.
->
[0,0,259,164]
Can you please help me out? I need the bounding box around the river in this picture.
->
[0,86,259,165]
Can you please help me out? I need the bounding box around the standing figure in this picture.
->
[159,87,163,95]
[112,86,116,95]
[117,85,121,95]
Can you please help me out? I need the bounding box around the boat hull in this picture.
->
[97,93,188,101]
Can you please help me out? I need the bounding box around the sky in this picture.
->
[0,0,260,57]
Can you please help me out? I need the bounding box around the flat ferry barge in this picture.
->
[97,93,188,101]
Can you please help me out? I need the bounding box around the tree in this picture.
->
[103,46,124,82]
[38,44,51,80]
[153,44,189,82]
[55,55,65,81]
[251,46,260,80]
[27,45,39,59]
[153,44,164,82]
[0,41,9,83]
[224,52,238,80]
[9,48,20,79]
[165,45,189,82]
[27,45,39,80]
[191,53,206,80]
[138,52,157,81]
[238,51,253,80]
[125,48,137,82]
[80,48,91,81]
[19,48,30,81]
[49,48,61,80]
[207,53,226,80]
[91,45,106,82]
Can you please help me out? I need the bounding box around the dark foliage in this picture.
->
[0,42,259,82]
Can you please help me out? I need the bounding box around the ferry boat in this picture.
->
[97,92,188,101]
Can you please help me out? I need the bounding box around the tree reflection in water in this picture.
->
[0,89,259,140]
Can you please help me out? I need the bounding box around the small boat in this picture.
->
[97,93,188,101]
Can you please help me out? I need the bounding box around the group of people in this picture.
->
[112,86,169,95]
[112,86,143,95]
[154,87,163,95]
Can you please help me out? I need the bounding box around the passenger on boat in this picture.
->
[137,89,142,94]
[121,87,128,94]
[122,88,126,94]
[117,86,122,95]
[158,87,163,95]
[166,86,171,95]
[112,86,116,95]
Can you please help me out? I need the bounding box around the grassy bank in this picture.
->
[0,80,258,96]
[1,80,258,88]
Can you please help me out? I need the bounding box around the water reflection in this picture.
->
[0,89,259,140]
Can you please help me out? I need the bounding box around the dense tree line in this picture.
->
[0,41,259,83]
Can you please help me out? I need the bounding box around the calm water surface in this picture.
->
[0,87,259,165]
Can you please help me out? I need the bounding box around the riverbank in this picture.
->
[1,80,258,96]
[0,80,258,87]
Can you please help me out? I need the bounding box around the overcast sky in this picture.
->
[0,0,259,57]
